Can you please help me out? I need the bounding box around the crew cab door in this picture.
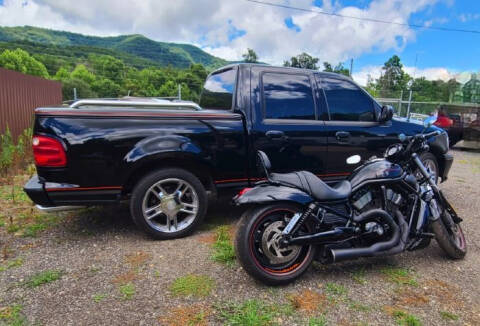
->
[250,67,328,179]
[316,74,388,178]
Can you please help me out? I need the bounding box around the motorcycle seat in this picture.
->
[270,171,351,201]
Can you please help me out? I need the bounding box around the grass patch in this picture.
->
[391,309,422,326]
[308,315,327,326]
[0,304,26,326]
[119,283,135,300]
[0,257,23,272]
[440,311,459,321]
[92,293,108,303]
[211,226,236,266]
[218,299,285,326]
[381,266,418,287]
[170,274,215,298]
[325,282,348,296]
[26,270,62,287]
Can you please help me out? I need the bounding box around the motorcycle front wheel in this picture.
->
[235,203,316,285]
[431,210,467,259]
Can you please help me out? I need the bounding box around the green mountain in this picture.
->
[0,26,227,70]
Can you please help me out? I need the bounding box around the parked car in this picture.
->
[433,107,463,147]
[24,64,452,239]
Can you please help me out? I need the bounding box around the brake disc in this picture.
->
[261,221,301,264]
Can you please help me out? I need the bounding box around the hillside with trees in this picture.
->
[0,26,227,70]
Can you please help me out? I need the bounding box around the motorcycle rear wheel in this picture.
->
[235,203,316,285]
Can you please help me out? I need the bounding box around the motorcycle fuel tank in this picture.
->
[348,159,403,190]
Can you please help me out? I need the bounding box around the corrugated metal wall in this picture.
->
[0,67,62,139]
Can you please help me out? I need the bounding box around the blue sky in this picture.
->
[348,0,480,72]
[0,0,478,84]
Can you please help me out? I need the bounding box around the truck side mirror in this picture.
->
[379,105,394,123]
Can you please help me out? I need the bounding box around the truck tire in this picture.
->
[130,168,207,239]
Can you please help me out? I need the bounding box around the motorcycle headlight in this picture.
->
[384,144,401,158]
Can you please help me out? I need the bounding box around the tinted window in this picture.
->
[199,68,236,110]
[263,73,315,120]
[322,77,374,121]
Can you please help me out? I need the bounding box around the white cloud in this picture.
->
[352,65,476,86]
[0,0,442,65]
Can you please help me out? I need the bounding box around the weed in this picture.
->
[92,293,108,303]
[112,270,137,285]
[218,300,274,326]
[0,257,23,272]
[119,283,135,300]
[289,289,327,315]
[211,226,235,266]
[439,311,459,321]
[26,270,62,287]
[7,224,20,233]
[381,266,418,286]
[159,303,211,326]
[170,274,214,297]
[22,223,47,237]
[348,301,371,312]
[125,251,151,269]
[325,282,348,296]
[0,304,26,326]
[391,309,422,326]
[308,315,327,326]
[352,268,367,285]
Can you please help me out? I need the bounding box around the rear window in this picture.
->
[262,73,315,120]
[199,68,236,110]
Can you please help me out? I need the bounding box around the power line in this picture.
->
[245,0,480,35]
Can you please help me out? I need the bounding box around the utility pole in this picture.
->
[73,88,77,101]
[178,84,181,100]
[349,58,354,77]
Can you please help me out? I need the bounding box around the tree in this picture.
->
[0,48,49,78]
[61,78,97,100]
[71,64,96,85]
[376,55,411,92]
[92,78,122,98]
[53,66,71,81]
[242,48,258,63]
[322,61,350,76]
[284,53,319,70]
[90,55,126,83]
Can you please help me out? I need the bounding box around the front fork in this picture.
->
[412,153,459,227]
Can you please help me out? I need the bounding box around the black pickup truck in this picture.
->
[24,63,452,239]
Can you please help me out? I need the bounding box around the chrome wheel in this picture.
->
[423,158,438,183]
[141,178,199,233]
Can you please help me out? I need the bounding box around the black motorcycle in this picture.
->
[233,117,466,285]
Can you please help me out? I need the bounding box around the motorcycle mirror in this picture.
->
[423,115,437,128]
[398,133,406,142]
[346,155,361,165]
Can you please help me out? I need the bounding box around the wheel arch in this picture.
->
[122,152,215,197]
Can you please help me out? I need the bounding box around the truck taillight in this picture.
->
[32,136,67,167]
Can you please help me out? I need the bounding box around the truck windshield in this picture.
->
[199,68,236,110]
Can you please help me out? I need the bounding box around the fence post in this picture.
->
[398,90,403,116]
[406,89,413,120]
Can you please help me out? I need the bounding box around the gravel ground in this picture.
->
[1,149,479,326]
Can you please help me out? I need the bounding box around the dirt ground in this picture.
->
[0,149,479,325]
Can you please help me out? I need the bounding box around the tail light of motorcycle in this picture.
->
[32,135,67,167]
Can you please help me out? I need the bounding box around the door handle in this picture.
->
[336,131,350,142]
[266,130,287,140]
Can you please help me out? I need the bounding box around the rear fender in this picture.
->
[234,185,313,205]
